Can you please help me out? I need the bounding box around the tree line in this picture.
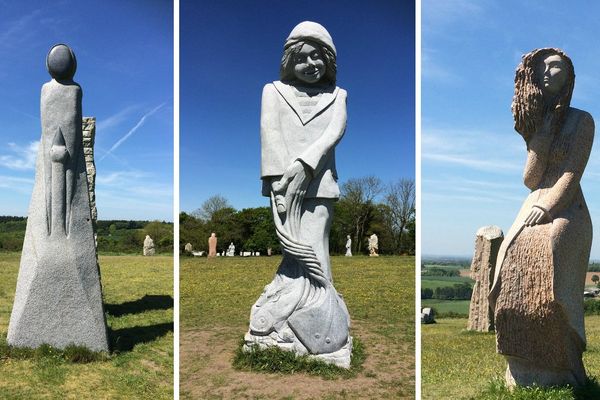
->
[180,176,415,256]
[0,217,173,254]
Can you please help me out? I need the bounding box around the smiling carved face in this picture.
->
[539,54,568,96]
[292,41,326,84]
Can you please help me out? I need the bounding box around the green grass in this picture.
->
[232,337,365,379]
[421,275,473,289]
[0,253,173,399]
[180,255,415,399]
[421,299,470,315]
[422,317,600,399]
[423,264,466,270]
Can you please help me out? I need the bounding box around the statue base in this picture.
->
[504,356,586,388]
[244,331,352,369]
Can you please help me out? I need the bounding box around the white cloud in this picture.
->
[0,141,39,170]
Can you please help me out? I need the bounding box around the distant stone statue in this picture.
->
[345,235,352,256]
[143,235,155,256]
[226,242,235,256]
[245,21,351,368]
[368,233,379,256]
[421,308,435,324]
[184,242,193,253]
[7,44,109,351]
[208,232,217,257]
[467,226,503,332]
[490,48,594,388]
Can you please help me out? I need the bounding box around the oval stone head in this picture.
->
[538,54,567,95]
[46,44,77,80]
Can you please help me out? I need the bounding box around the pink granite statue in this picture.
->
[490,48,594,388]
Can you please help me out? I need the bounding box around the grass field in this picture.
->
[180,255,415,399]
[422,317,600,399]
[421,275,473,289]
[0,253,173,399]
[421,299,470,314]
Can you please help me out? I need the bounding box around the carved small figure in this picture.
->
[345,235,352,257]
[226,242,235,257]
[490,48,594,388]
[368,233,379,256]
[143,235,155,256]
[208,232,217,257]
[7,44,109,351]
[245,21,351,367]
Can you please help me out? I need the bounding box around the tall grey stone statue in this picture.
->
[489,48,594,388]
[245,21,351,368]
[7,44,109,351]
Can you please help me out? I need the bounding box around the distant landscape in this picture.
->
[0,216,173,255]
[421,255,600,317]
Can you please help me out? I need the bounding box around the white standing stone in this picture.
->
[143,235,155,256]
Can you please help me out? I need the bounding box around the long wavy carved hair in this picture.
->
[280,40,337,85]
[512,48,575,140]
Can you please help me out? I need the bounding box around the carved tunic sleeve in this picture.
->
[260,83,287,178]
[536,112,594,217]
[296,89,347,175]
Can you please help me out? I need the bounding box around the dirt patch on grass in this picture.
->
[180,322,414,399]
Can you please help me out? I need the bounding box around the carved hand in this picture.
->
[272,160,309,194]
[523,205,551,226]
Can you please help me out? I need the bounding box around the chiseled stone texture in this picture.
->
[245,21,351,368]
[467,226,503,332]
[7,44,109,351]
[82,117,97,232]
[490,48,593,388]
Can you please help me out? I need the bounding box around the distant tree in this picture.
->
[384,178,415,254]
[593,274,600,287]
[143,220,173,253]
[192,195,232,222]
[339,176,383,254]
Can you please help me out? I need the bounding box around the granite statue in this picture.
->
[208,232,217,257]
[143,235,155,256]
[368,233,379,256]
[345,235,352,256]
[226,242,235,257]
[490,48,594,388]
[245,21,351,367]
[7,44,109,351]
[467,226,503,332]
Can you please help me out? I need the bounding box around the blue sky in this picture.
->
[422,0,600,258]
[180,0,415,213]
[0,0,173,221]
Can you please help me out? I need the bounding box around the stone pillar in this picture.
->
[467,225,503,332]
[82,117,97,235]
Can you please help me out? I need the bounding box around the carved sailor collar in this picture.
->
[273,80,339,125]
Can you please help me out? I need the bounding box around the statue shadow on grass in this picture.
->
[105,294,174,353]
[109,322,173,353]
[104,294,173,317]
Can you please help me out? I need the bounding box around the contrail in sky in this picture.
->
[100,102,166,161]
